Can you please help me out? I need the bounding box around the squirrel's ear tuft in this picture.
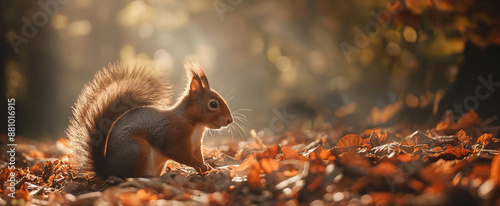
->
[189,75,203,94]
[184,61,210,89]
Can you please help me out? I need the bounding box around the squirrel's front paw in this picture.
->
[193,163,210,173]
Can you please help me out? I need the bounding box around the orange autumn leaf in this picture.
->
[247,161,263,191]
[378,133,387,143]
[259,158,279,173]
[14,182,29,200]
[309,158,327,173]
[336,134,364,148]
[436,110,456,133]
[396,154,413,162]
[118,191,137,205]
[306,178,323,192]
[437,110,481,133]
[234,155,256,172]
[0,167,10,186]
[318,148,331,160]
[137,188,158,201]
[432,147,443,152]
[456,129,466,139]
[441,148,471,159]
[477,133,493,144]
[436,120,456,132]
[281,147,304,160]
[455,110,481,129]
[259,144,281,159]
[29,150,45,158]
[457,129,471,146]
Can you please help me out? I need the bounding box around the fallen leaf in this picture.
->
[247,161,263,191]
[281,147,305,160]
[455,110,481,129]
[260,158,279,173]
[477,133,493,145]
[336,134,364,148]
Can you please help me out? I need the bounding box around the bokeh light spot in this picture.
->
[267,46,281,62]
[51,14,68,30]
[138,22,154,38]
[69,20,92,36]
[405,94,419,108]
[403,26,417,43]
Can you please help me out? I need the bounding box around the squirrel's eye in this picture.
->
[208,99,219,111]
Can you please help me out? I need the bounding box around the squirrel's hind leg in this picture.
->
[104,130,150,177]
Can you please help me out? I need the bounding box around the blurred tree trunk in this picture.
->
[435,42,500,126]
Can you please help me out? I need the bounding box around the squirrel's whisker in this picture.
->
[227,87,237,98]
[233,108,252,113]
[233,115,250,125]
[234,116,249,126]
[219,84,226,94]
[234,121,247,138]
[228,124,235,141]
[232,111,250,119]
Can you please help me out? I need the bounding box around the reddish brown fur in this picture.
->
[67,62,232,177]
[66,63,172,176]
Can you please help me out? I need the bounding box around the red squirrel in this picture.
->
[66,62,233,178]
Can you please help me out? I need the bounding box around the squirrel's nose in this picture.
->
[227,116,233,124]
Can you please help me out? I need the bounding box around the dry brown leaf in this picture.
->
[442,148,471,159]
[429,147,472,160]
[281,147,304,160]
[436,120,456,133]
[336,134,364,148]
[477,133,493,145]
[457,129,472,146]
[29,150,46,158]
[455,110,481,129]
[259,145,280,159]
[318,147,334,161]
[233,155,256,172]
[0,167,10,186]
[9,182,30,200]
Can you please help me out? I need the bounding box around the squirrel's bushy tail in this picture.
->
[66,63,172,177]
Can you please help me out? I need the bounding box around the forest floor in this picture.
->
[1,110,500,205]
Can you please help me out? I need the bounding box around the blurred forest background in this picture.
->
[1,0,500,140]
